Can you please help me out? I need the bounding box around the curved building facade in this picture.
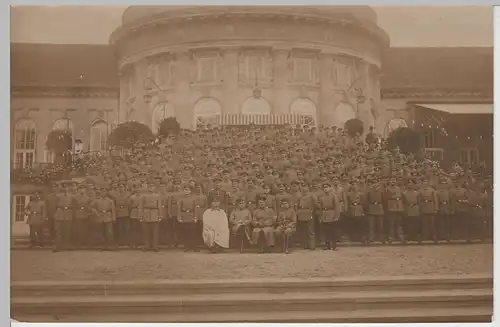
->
[111,6,390,131]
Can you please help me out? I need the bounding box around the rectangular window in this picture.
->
[197,57,217,82]
[334,61,353,87]
[14,195,27,222]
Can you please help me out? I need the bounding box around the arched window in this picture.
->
[334,102,356,128]
[53,118,74,133]
[194,98,222,128]
[14,119,36,169]
[241,96,271,115]
[290,98,317,126]
[90,120,109,152]
[152,102,175,133]
[384,117,408,138]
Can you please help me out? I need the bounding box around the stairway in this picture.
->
[11,274,493,323]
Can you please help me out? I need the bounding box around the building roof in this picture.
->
[380,47,493,91]
[11,43,119,88]
[11,43,493,94]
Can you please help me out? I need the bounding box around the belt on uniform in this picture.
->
[441,201,448,204]
[100,210,111,213]
[351,202,359,206]
[424,200,431,203]
[371,202,380,204]
[181,210,192,213]
[78,207,86,210]
[59,207,70,210]
[391,198,401,201]
[323,208,334,211]
[196,205,201,208]
[119,205,126,209]
[145,207,159,209]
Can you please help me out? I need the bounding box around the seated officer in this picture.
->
[251,198,277,253]
[228,198,253,252]
[275,198,297,254]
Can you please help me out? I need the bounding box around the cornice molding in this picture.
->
[112,11,389,48]
[381,88,493,100]
[11,86,119,99]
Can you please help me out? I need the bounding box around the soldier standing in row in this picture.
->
[402,179,421,242]
[54,182,74,252]
[346,181,365,243]
[243,179,260,213]
[113,183,131,246]
[296,183,316,250]
[207,177,229,213]
[419,177,438,242]
[140,184,162,252]
[450,180,470,242]
[365,177,384,243]
[26,190,46,248]
[72,184,91,249]
[167,182,182,247]
[128,184,143,248]
[436,178,453,242]
[318,182,341,250]
[384,177,405,243]
[177,185,199,252]
[91,187,116,251]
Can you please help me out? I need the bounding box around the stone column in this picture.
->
[318,52,335,126]
[222,47,239,114]
[272,47,291,114]
[172,51,194,129]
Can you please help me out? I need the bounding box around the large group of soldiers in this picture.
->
[25,124,493,253]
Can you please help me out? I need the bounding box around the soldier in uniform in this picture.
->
[275,198,297,254]
[384,177,405,243]
[419,177,439,242]
[365,177,385,244]
[112,182,131,246]
[436,177,453,242]
[177,184,199,252]
[140,184,162,251]
[207,177,229,213]
[45,182,60,241]
[251,198,277,253]
[402,179,421,242]
[193,183,208,247]
[243,178,261,213]
[128,184,143,248]
[72,184,91,249]
[26,190,46,248]
[227,178,243,217]
[332,178,348,240]
[296,183,316,250]
[229,198,253,252]
[53,182,74,252]
[318,182,341,250]
[469,183,488,242]
[261,184,277,211]
[167,181,183,247]
[274,182,290,215]
[346,180,366,243]
[91,187,117,251]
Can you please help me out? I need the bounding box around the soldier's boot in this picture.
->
[285,235,290,254]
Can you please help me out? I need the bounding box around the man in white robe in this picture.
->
[202,199,230,253]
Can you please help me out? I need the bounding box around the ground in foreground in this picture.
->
[11,243,492,281]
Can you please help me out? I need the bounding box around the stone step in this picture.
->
[12,306,493,323]
[12,289,492,314]
[11,274,493,297]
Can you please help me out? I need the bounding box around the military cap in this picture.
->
[322,182,332,187]
[213,176,222,182]
[291,180,300,185]
[76,183,86,190]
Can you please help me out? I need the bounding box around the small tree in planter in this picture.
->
[157,117,181,138]
[344,118,364,138]
[387,126,421,155]
[46,130,72,166]
[108,121,155,150]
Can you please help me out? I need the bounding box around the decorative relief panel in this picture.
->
[193,50,223,85]
[238,50,273,85]
[288,52,320,85]
[332,58,354,88]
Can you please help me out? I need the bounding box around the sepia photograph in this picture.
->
[10,4,494,323]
